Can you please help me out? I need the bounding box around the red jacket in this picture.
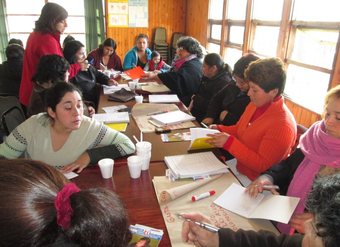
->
[19,32,80,106]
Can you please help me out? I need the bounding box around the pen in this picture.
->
[177,214,219,233]
[191,190,216,202]
[201,122,209,128]
[261,185,280,190]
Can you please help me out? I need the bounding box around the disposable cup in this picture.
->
[128,81,136,91]
[98,158,114,179]
[135,95,143,103]
[140,155,151,170]
[136,141,152,152]
[127,155,142,179]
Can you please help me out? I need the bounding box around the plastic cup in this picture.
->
[136,141,152,153]
[98,158,114,179]
[140,155,151,170]
[127,155,142,179]
[135,95,143,103]
[128,81,136,91]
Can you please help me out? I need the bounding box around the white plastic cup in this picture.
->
[127,155,142,179]
[135,95,143,103]
[136,141,152,152]
[140,155,151,170]
[98,158,114,179]
[128,81,136,91]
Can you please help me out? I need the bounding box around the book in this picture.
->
[214,183,300,224]
[149,94,180,103]
[164,151,229,180]
[188,127,220,151]
[149,110,195,127]
[128,224,164,247]
[92,112,130,123]
[108,88,137,102]
[160,131,191,142]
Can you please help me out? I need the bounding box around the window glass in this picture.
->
[252,26,279,56]
[290,29,338,69]
[6,16,36,33]
[293,0,340,22]
[209,0,223,20]
[206,43,220,54]
[285,65,330,113]
[229,26,244,44]
[211,24,222,40]
[227,0,247,20]
[6,0,44,14]
[49,0,85,15]
[252,0,284,21]
[223,47,242,69]
[65,16,86,33]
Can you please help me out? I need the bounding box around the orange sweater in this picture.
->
[218,97,297,180]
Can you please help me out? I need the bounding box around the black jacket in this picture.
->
[0,59,23,97]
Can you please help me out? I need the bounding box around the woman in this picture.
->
[19,2,85,107]
[143,36,203,106]
[0,159,131,246]
[206,58,296,180]
[64,40,117,110]
[87,38,123,71]
[247,84,340,234]
[189,53,234,123]
[123,33,152,70]
[203,54,259,126]
[181,173,340,247]
[0,82,135,173]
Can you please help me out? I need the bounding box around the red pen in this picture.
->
[191,190,216,202]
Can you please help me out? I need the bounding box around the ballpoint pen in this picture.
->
[176,214,219,233]
[261,185,280,190]
[200,122,209,128]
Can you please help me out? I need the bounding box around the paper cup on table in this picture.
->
[139,154,151,170]
[135,95,143,103]
[136,141,152,170]
[136,141,152,152]
[127,155,142,179]
[98,158,114,179]
[128,81,136,91]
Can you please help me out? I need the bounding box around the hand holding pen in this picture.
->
[246,175,280,197]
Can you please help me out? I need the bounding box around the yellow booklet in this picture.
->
[188,128,220,151]
[105,123,128,132]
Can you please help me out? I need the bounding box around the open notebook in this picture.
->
[188,127,220,151]
[148,110,195,127]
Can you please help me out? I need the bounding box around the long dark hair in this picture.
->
[63,40,84,64]
[99,38,117,53]
[34,2,68,33]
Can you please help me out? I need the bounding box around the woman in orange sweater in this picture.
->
[207,57,297,180]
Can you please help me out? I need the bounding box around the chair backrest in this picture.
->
[154,27,167,44]
[292,123,308,153]
[171,32,185,48]
[0,96,26,135]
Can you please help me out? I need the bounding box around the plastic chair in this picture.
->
[153,27,169,64]
[170,32,184,62]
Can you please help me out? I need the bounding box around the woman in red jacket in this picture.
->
[19,2,84,107]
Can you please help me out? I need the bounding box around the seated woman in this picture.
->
[202,54,259,126]
[143,36,203,106]
[207,58,297,180]
[181,173,340,247]
[0,40,24,97]
[63,40,117,110]
[247,84,340,234]
[189,53,234,123]
[87,38,123,71]
[123,33,152,70]
[143,51,171,73]
[0,159,131,246]
[27,54,95,117]
[0,82,135,173]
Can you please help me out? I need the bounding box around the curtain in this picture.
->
[0,0,8,62]
[84,0,105,52]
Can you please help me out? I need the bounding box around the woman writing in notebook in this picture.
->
[206,58,297,180]
[0,82,135,173]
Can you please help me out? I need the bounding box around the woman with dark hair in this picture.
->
[207,58,296,180]
[64,40,117,110]
[18,2,85,107]
[143,36,203,106]
[0,41,24,97]
[87,38,123,71]
[123,33,152,70]
[189,53,234,122]
[0,82,135,173]
[202,54,260,126]
[0,159,132,246]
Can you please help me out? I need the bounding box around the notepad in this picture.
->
[164,151,229,180]
[92,112,130,123]
[214,183,300,224]
[149,94,180,103]
[149,110,195,127]
[188,127,220,150]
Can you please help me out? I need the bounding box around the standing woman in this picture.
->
[123,33,152,70]
[87,38,123,71]
[19,2,84,107]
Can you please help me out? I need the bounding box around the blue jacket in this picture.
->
[123,47,152,70]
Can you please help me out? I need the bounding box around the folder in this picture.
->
[124,66,145,79]
[188,127,220,151]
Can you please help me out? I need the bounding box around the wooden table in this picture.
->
[73,162,172,247]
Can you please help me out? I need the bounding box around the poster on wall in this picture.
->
[108,0,148,28]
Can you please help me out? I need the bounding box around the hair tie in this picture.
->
[55,183,80,230]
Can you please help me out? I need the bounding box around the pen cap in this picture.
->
[191,190,216,202]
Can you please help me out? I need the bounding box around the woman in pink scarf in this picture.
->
[247,84,340,234]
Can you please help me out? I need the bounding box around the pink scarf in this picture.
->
[278,121,340,233]
[172,54,197,71]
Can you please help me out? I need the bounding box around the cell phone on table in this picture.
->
[155,127,171,134]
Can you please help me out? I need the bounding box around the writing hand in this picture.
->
[246,175,276,197]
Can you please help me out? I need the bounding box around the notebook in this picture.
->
[164,151,228,180]
[92,112,130,123]
[188,127,220,151]
[149,94,180,103]
[149,110,195,127]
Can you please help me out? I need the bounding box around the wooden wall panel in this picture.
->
[185,0,209,46]
[285,99,321,128]
[105,0,186,61]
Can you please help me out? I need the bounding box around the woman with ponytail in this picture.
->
[0,159,131,246]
